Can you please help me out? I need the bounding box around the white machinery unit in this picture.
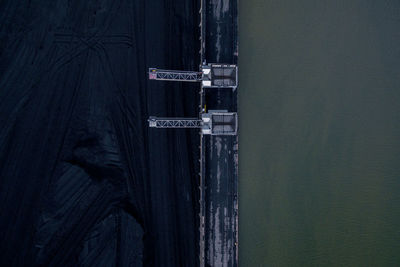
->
[201,64,237,89]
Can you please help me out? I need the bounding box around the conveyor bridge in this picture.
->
[148,111,237,136]
[149,64,237,89]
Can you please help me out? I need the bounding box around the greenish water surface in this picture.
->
[238,1,400,266]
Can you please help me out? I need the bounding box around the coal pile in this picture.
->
[0,0,200,266]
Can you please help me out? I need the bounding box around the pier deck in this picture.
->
[199,0,238,266]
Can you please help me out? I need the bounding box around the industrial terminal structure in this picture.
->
[148,111,237,136]
[148,0,238,266]
[149,64,237,89]
[148,65,238,136]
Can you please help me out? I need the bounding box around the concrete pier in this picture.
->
[199,0,238,266]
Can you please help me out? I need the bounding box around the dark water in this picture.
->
[239,1,400,266]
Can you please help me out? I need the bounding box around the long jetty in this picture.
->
[199,0,238,266]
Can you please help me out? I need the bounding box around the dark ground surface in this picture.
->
[0,0,200,266]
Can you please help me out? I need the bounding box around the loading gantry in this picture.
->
[148,111,237,135]
[147,63,238,136]
[149,63,238,89]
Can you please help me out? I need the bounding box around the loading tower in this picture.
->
[147,63,238,136]
[148,111,237,135]
[149,64,238,89]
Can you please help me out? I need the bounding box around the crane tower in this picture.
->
[147,63,238,136]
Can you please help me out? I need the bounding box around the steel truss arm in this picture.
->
[149,68,202,82]
[148,117,202,128]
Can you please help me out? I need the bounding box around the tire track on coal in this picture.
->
[47,0,122,78]
[41,185,114,266]
[41,2,135,265]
